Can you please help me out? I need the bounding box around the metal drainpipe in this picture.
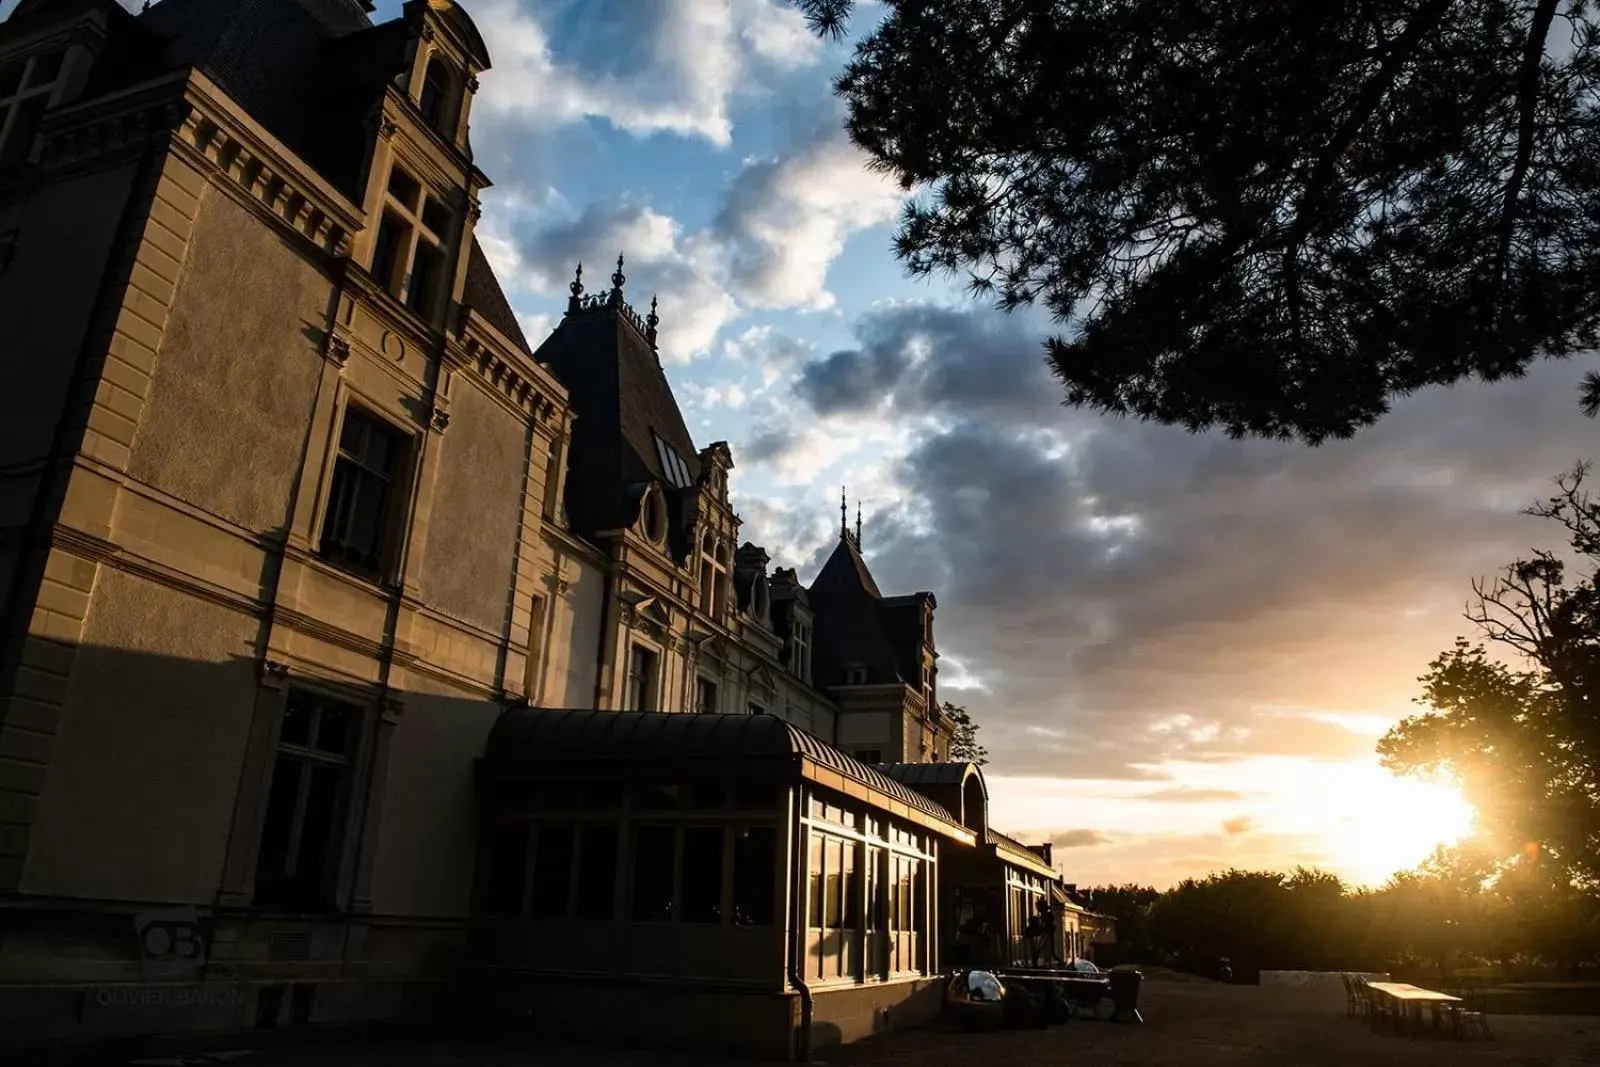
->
[592,565,614,709]
[787,788,814,1062]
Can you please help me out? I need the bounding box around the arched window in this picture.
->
[418,57,456,134]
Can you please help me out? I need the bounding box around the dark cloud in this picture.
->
[792,305,1056,419]
[1221,816,1257,837]
[741,424,800,465]
[780,300,1600,780]
[1051,829,1114,848]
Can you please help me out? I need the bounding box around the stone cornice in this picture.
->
[36,72,192,178]
[456,335,566,428]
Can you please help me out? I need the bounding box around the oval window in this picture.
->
[642,489,667,543]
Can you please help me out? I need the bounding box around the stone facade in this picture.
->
[0,0,958,1053]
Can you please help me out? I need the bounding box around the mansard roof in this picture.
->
[533,273,703,556]
[807,534,905,687]
[44,1,531,363]
[484,707,973,842]
[463,238,532,355]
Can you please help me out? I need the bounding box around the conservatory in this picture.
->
[469,708,975,1059]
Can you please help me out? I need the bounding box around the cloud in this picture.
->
[1139,787,1245,804]
[774,298,1600,782]
[714,125,903,309]
[1221,816,1257,837]
[471,0,821,146]
[507,203,738,358]
[1051,829,1114,849]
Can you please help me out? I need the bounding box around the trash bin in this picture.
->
[1109,969,1144,1024]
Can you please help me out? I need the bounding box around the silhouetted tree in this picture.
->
[794,1,1600,442]
[1078,883,1159,948]
[944,701,988,764]
[1380,464,1600,893]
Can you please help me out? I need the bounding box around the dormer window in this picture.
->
[791,620,811,683]
[418,56,457,137]
[0,49,65,168]
[699,534,728,621]
[369,163,453,320]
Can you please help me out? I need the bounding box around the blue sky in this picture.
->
[21,0,1600,887]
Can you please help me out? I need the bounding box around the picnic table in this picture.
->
[1365,981,1461,1037]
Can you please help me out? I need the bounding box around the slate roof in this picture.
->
[463,238,533,355]
[807,535,905,688]
[24,0,537,365]
[533,297,703,557]
[484,707,970,839]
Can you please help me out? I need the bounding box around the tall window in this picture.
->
[694,676,717,715]
[529,825,574,919]
[574,825,618,920]
[698,535,726,619]
[368,164,453,320]
[732,827,776,927]
[627,644,657,711]
[791,620,811,682]
[0,49,63,169]
[630,825,675,922]
[320,406,407,580]
[523,594,547,702]
[254,690,361,911]
[680,827,724,924]
[418,57,456,134]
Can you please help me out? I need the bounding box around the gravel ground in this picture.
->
[117,980,1600,1067]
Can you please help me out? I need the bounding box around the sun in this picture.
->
[1315,765,1477,886]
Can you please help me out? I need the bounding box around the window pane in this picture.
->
[691,782,726,809]
[314,703,351,755]
[420,60,451,127]
[386,167,420,211]
[825,838,843,929]
[484,823,529,917]
[406,240,443,314]
[865,847,883,932]
[574,825,618,920]
[842,843,859,930]
[680,826,724,924]
[734,781,776,809]
[0,96,47,167]
[421,196,451,236]
[634,783,678,811]
[27,51,64,87]
[630,825,675,922]
[807,835,823,929]
[733,827,776,927]
[279,697,313,747]
[292,764,343,903]
[529,824,574,918]
[370,214,407,292]
[253,756,303,905]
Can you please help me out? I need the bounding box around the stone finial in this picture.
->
[567,262,584,314]
[840,486,848,540]
[646,294,659,349]
[609,252,626,306]
[855,501,862,549]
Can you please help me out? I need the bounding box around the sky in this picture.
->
[27,0,1600,889]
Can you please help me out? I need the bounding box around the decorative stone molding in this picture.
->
[260,659,291,687]
[378,119,400,141]
[420,23,436,42]
[380,695,405,723]
[462,339,559,421]
[40,99,193,172]
[543,572,571,598]
[324,334,351,367]
[428,404,451,433]
[466,74,480,94]
[177,108,351,256]
[467,200,483,225]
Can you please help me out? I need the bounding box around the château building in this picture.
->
[0,0,1072,1059]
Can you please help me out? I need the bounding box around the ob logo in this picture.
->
[134,906,206,978]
